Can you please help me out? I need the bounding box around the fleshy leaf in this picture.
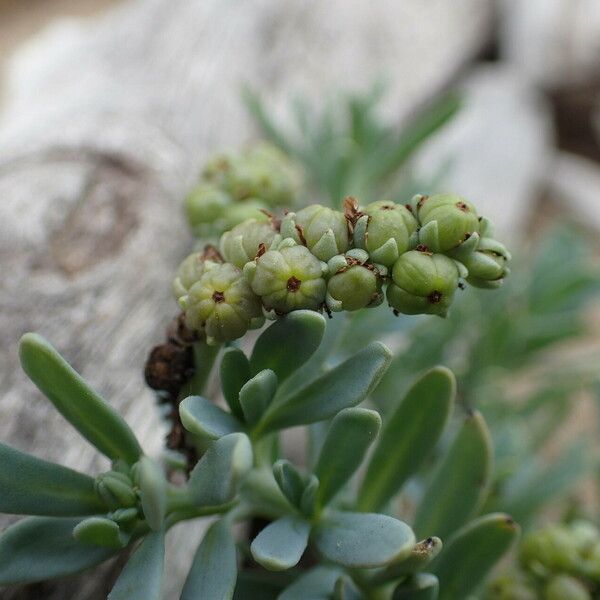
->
[315,407,381,509]
[73,517,130,549]
[431,513,519,600]
[413,410,492,541]
[251,516,310,571]
[333,575,364,600]
[240,369,278,427]
[0,442,106,516]
[250,310,326,382]
[19,334,142,464]
[313,511,415,568]
[0,516,116,585]
[256,342,391,434]
[136,456,167,531]
[108,530,165,600]
[181,520,237,600]
[359,367,455,511]
[179,396,243,441]
[220,347,251,421]
[278,566,342,600]
[188,433,253,507]
[392,573,439,600]
[273,459,307,509]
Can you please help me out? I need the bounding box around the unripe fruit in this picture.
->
[545,575,591,600]
[387,250,459,317]
[244,243,327,314]
[220,217,280,269]
[185,183,231,230]
[181,262,264,345]
[416,193,479,252]
[463,250,509,289]
[172,246,223,300]
[352,199,418,266]
[281,204,350,262]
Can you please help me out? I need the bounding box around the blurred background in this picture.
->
[0,0,599,598]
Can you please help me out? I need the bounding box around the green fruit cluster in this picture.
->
[173,194,510,344]
[185,143,302,236]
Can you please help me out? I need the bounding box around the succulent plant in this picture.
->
[219,215,280,269]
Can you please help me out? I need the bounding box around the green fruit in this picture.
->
[181,262,264,344]
[220,217,280,269]
[244,243,327,313]
[485,574,537,600]
[545,575,591,600]
[520,525,581,576]
[387,250,459,317]
[463,250,509,289]
[416,193,479,252]
[281,204,349,262]
[185,183,231,230]
[172,247,223,300]
[353,200,418,266]
[221,199,271,231]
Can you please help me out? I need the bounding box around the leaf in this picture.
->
[108,531,165,600]
[0,516,116,585]
[431,513,519,600]
[315,407,381,509]
[73,517,130,549]
[413,410,492,541]
[181,520,237,600]
[136,456,167,531]
[19,334,142,464]
[333,575,364,600]
[179,396,243,441]
[0,442,106,516]
[250,310,326,382]
[251,516,310,571]
[188,433,253,507]
[273,459,307,509]
[358,367,455,512]
[256,342,391,435]
[220,347,251,421]
[371,537,443,585]
[392,573,439,600]
[278,566,342,600]
[240,369,278,427]
[313,512,415,568]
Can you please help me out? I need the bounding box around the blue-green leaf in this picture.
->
[0,517,116,585]
[181,520,237,600]
[19,334,142,464]
[179,396,243,441]
[313,512,415,568]
[220,347,251,421]
[273,459,307,509]
[188,433,253,507]
[333,575,364,599]
[251,516,310,571]
[73,517,130,549]
[315,407,381,509]
[108,531,165,600]
[431,514,519,600]
[250,310,326,382]
[278,566,342,600]
[256,342,391,434]
[240,369,278,427]
[136,456,167,531]
[358,367,455,512]
[413,410,492,541]
[0,442,105,516]
[392,573,439,600]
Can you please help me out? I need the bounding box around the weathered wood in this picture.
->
[0,0,492,597]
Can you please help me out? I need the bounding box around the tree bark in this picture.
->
[0,0,492,597]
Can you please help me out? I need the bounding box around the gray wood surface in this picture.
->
[0,1,492,597]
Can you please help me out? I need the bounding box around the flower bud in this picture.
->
[185,183,231,231]
[387,250,460,317]
[352,199,418,266]
[545,575,591,600]
[244,242,327,314]
[463,250,509,289]
[220,217,280,269]
[281,204,350,262]
[415,193,479,252]
[95,471,137,510]
[172,246,223,300]
[326,251,384,312]
[181,262,264,345]
[520,525,580,575]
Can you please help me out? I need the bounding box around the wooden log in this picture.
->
[0,0,492,597]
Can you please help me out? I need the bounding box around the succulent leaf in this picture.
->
[72,517,130,549]
[251,516,310,571]
[239,369,278,427]
[220,347,251,421]
[392,573,439,600]
[179,395,243,441]
[136,456,167,531]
